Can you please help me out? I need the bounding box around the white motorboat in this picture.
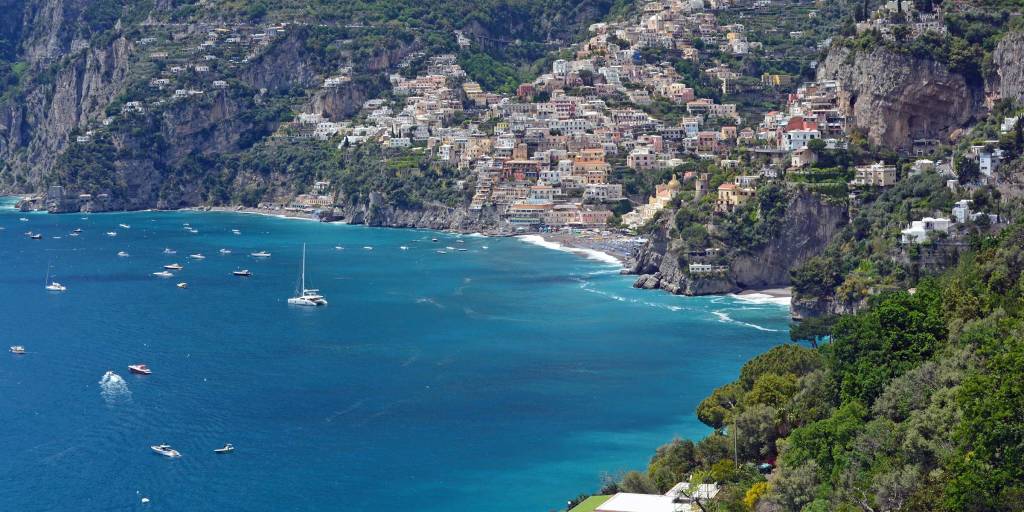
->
[117,251,130,257]
[119,224,131,229]
[150,444,181,458]
[214,443,235,454]
[10,345,26,355]
[400,246,409,250]
[72,228,82,233]
[153,271,174,277]
[232,269,252,277]
[177,282,188,289]
[163,263,183,270]
[69,232,80,237]
[163,248,176,254]
[189,253,205,260]
[18,217,28,222]
[106,231,117,237]
[251,251,271,258]
[219,249,232,255]
[287,244,327,307]
[231,229,241,235]
[362,246,373,251]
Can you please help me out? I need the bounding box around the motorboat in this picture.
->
[334,246,344,251]
[362,246,373,251]
[18,217,28,222]
[117,251,130,257]
[150,444,180,458]
[287,244,327,307]
[106,231,117,237]
[219,249,232,255]
[163,263,183,270]
[445,246,455,250]
[214,443,235,454]
[231,229,241,235]
[163,248,176,255]
[9,346,25,355]
[250,251,271,258]
[72,228,82,233]
[189,254,205,260]
[129,364,152,375]
[233,269,252,277]
[29,233,42,240]
[400,246,409,250]
[119,224,131,229]
[153,271,174,277]
[177,282,188,289]
[482,246,489,250]
[457,248,468,252]
[69,232,80,237]
[187,228,199,234]
[431,238,438,242]
[436,250,447,254]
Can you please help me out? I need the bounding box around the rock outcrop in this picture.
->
[331,192,500,231]
[817,45,982,149]
[993,30,1024,104]
[628,191,848,296]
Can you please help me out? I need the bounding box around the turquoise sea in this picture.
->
[0,197,789,511]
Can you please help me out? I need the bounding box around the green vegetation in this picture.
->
[592,220,1024,510]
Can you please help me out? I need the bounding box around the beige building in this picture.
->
[622,175,682,229]
[850,161,897,187]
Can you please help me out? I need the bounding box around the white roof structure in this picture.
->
[595,493,679,512]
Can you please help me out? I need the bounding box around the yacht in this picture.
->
[106,231,117,237]
[189,253,205,260]
[287,244,327,307]
[163,248,176,255]
[153,270,174,277]
[117,251,130,257]
[10,346,26,355]
[150,444,180,458]
[119,224,131,229]
[219,249,232,255]
[214,443,235,454]
[163,263,183,270]
[129,364,152,375]
[232,269,252,277]
[44,266,66,292]
[251,251,271,258]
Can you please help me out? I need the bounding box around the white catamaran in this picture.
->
[287,244,327,307]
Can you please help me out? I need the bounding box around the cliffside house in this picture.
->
[850,162,897,187]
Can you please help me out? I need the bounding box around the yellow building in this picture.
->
[622,174,682,229]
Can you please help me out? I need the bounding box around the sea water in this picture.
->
[0,199,789,511]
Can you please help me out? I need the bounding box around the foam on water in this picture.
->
[517,234,622,267]
[729,292,791,307]
[712,310,780,332]
[98,371,132,404]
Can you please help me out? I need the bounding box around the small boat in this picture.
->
[10,346,25,355]
[445,246,455,250]
[129,364,152,375]
[431,238,438,242]
[482,246,489,250]
[19,217,28,222]
[189,254,205,260]
[436,250,447,254]
[106,231,117,237]
[163,248,176,255]
[29,233,42,240]
[69,232,80,237]
[231,229,241,235]
[117,251,130,257]
[177,282,188,289]
[153,271,174,277]
[250,251,271,258]
[219,249,232,255]
[362,246,373,251]
[72,228,82,233]
[334,246,344,251]
[214,443,235,454]
[163,263,183,270]
[150,444,180,458]
[400,246,409,250]
[44,266,66,292]
[51,236,61,239]
[119,224,131,229]
[233,269,252,277]
[457,248,468,252]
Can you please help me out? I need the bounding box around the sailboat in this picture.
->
[44,264,66,292]
[287,244,327,306]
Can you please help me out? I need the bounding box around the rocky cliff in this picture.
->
[331,192,500,231]
[992,30,1024,104]
[628,191,848,296]
[817,46,982,149]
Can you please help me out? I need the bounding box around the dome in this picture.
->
[667,174,681,191]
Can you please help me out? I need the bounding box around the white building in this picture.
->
[900,217,952,244]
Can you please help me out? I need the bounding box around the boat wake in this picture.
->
[711,310,779,332]
[728,293,791,307]
[99,371,132,404]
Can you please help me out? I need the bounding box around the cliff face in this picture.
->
[331,192,500,231]
[628,191,848,296]
[993,30,1024,104]
[817,46,982,149]
[0,35,133,187]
